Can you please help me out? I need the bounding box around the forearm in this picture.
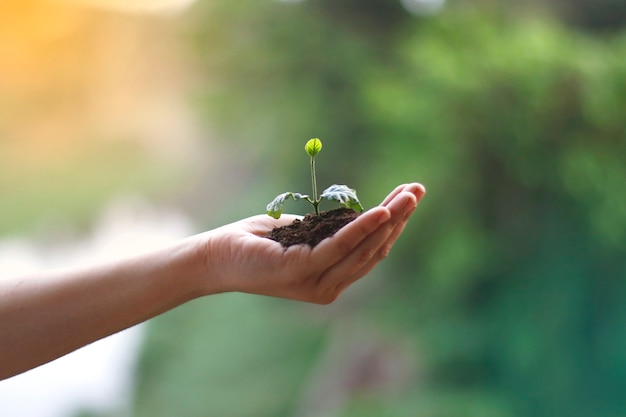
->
[0,236,207,380]
[0,182,425,380]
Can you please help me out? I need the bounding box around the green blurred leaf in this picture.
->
[320,184,363,212]
[266,191,310,218]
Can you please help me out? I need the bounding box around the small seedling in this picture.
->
[266,138,363,219]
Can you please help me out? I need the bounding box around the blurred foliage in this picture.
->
[133,1,626,417]
[0,139,180,237]
[134,294,328,417]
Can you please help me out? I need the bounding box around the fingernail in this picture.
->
[404,195,418,216]
[411,183,426,198]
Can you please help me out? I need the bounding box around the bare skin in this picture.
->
[0,183,425,380]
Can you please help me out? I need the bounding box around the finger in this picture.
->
[319,191,417,288]
[380,183,411,206]
[347,195,419,282]
[380,182,426,206]
[312,205,391,270]
[405,182,426,201]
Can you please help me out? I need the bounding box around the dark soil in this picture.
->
[266,207,359,248]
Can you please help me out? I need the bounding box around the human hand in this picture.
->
[198,183,425,304]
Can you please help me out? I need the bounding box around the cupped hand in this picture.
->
[199,183,425,304]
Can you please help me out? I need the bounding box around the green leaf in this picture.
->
[304,138,322,158]
[266,192,310,219]
[320,184,363,212]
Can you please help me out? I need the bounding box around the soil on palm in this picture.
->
[266,208,359,248]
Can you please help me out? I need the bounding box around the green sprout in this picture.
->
[266,138,363,219]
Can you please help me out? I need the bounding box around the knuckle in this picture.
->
[306,282,341,305]
[378,243,392,260]
[296,274,331,304]
[314,291,339,305]
[358,247,378,268]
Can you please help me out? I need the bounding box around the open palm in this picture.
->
[200,183,425,303]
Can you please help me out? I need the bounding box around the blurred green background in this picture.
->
[1,0,625,416]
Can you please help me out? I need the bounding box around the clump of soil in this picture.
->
[266,207,359,248]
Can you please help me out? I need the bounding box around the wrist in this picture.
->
[136,235,215,305]
[187,231,229,298]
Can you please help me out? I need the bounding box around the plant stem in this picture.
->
[310,155,319,215]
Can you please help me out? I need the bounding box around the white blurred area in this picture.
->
[0,197,194,417]
[0,0,204,416]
